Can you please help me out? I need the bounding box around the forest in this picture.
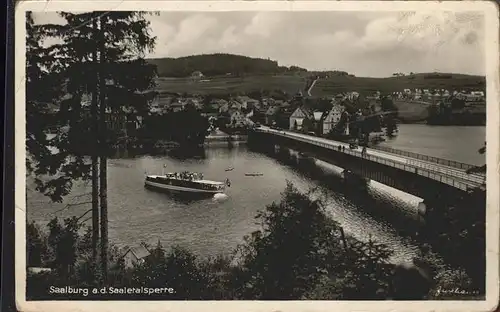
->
[147,53,308,77]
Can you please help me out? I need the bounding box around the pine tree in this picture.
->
[90,16,100,267]
[97,14,109,283]
[30,12,102,266]
[27,12,97,203]
[28,11,158,282]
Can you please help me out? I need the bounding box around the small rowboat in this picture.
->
[245,173,264,177]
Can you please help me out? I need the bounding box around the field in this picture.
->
[154,73,485,98]
[393,100,432,122]
[154,75,306,96]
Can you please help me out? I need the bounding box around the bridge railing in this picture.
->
[402,158,485,184]
[340,146,471,191]
[369,145,476,171]
[262,129,480,191]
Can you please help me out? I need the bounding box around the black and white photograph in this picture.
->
[16,1,499,311]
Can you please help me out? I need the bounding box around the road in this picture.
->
[257,126,485,190]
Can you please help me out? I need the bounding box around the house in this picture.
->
[185,98,203,110]
[311,111,325,134]
[235,96,255,109]
[264,106,280,125]
[246,98,260,110]
[149,103,163,114]
[289,106,313,130]
[218,101,230,114]
[187,98,201,109]
[262,97,275,107]
[294,90,304,100]
[279,101,292,113]
[203,113,219,120]
[229,109,247,127]
[121,245,151,269]
[250,100,262,111]
[229,100,243,111]
[169,100,185,112]
[322,103,345,135]
[105,110,127,135]
[149,96,172,115]
[238,97,260,110]
[191,71,204,81]
[250,104,266,123]
[276,110,293,129]
[210,99,228,111]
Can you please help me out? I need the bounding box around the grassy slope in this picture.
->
[153,73,485,121]
[155,73,485,97]
[155,75,307,96]
[313,73,485,96]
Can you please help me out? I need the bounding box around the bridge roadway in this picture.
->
[256,126,485,192]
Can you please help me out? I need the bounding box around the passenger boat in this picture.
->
[145,170,227,195]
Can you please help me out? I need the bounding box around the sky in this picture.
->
[32,11,485,78]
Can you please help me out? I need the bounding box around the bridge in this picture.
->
[252,126,485,205]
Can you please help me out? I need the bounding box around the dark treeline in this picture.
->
[139,106,210,147]
[27,183,476,300]
[148,53,307,77]
[427,99,486,126]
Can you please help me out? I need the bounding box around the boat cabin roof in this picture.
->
[146,175,224,185]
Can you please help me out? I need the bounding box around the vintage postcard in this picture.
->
[15,0,500,311]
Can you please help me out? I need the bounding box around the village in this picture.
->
[43,80,486,148]
[113,84,486,143]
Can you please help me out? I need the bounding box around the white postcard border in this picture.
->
[14,1,500,312]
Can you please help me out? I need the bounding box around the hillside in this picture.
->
[147,53,307,78]
[313,73,485,96]
[153,72,485,98]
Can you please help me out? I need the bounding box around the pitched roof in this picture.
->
[124,245,150,260]
[313,111,324,121]
[265,106,280,115]
[236,95,254,102]
[299,106,313,118]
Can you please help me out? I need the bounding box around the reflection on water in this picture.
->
[28,145,422,264]
[27,125,485,264]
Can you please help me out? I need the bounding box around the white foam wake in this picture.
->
[213,193,229,202]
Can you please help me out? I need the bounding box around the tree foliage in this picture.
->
[26,12,158,202]
[140,108,209,146]
[28,184,476,300]
[26,12,91,203]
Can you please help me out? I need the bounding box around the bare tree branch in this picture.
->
[79,216,92,225]
[54,200,92,214]
[77,208,93,221]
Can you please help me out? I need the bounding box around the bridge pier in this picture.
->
[249,130,487,291]
[249,130,485,211]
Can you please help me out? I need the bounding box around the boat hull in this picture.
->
[144,180,225,196]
